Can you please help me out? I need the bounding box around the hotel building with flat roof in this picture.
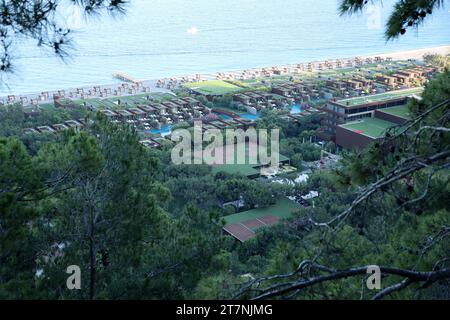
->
[322,87,423,137]
[335,104,412,150]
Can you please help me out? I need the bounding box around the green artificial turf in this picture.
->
[378,104,412,119]
[223,197,300,225]
[337,87,423,107]
[340,117,397,138]
[183,80,244,95]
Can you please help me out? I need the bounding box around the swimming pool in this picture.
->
[290,104,302,114]
[148,125,173,136]
[216,113,233,121]
[240,113,260,120]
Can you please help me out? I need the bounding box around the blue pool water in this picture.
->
[217,113,232,120]
[240,113,260,121]
[290,104,302,114]
[148,125,173,136]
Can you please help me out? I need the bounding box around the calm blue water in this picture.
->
[148,125,172,136]
[290,105,302,114]
[217,114,233,121]
[240,113,260,121]
[1,0,449,95]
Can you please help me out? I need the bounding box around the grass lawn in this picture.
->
[183,80,244,95]
[337,87,423,107]
[100,99,119,109]
[223,197,300,225]
[38,92,172,111]
[212,164,260,177]
[340,117,397,139]
[378,104,412,119]
[206,142,262,177]
[87,99,109,109]
[208,142,290,177]
[38,103,56,110]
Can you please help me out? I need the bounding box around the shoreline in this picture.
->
[359,44,450,61]
[2,44,449,104]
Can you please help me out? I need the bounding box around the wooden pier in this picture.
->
[113,72,141,84]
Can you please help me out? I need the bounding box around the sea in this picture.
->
[1,0,449,96]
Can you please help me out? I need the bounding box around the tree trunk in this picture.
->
[89,216,95,300]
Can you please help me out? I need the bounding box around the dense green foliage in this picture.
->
[233,70,450,299]
[1,0,448,301]
[1,71,449,300]
[423,54,450,70]
[0,98,322,299]
[0,118,226,299]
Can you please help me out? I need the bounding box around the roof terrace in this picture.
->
[378,104,412,120]
[335,87,423,108]
[339,117,397,139]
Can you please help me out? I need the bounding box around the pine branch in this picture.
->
[242,262,450,300]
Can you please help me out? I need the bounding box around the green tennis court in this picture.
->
[340,118,397,139]
[223,197,300,225]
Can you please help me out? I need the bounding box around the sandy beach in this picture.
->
[361,45,450,61]
[2,44,449,104]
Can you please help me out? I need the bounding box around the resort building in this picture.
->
[100,109,120,121]
[375,75,398,88]
[127,107,147,120]
[325,80,348,92]
[149,103,168,115]
[23,106,41,118]
[182,96,203,107]
[137,105,157,115]
[140,139,162,149]
[272,82,307,98]
[25,96,209,138]
[392,66,437,88]
[161,101,180,113]
[232,91,287,110]
[374,105,412,125]
[326,76,374,92]
[115,109,135,121]
[393,73,413,87]
[36,126,56,134]
[65,120,84,129]
[345,79,364,90]
[23,128,40,134]
[233,93,252,105]
[51,123,69,132]
[171,98,190,109]
[335,104,412,150]
[321,87,422,138]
